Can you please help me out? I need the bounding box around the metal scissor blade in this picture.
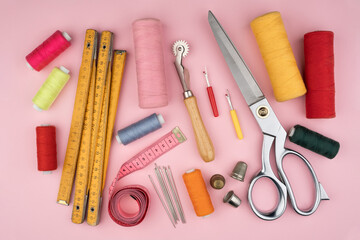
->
[208,11,264,106]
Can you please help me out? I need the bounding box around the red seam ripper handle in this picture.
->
[207,87,219,117]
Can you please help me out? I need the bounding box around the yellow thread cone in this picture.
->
[251,12,306,102]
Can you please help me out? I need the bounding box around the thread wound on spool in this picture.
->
[36,125,57,171]
[304,31,335,118]
[32,67,70,111]
[116,113,164,145]
[251,12,307,102]
[108,185,150,226]
[183,169,214,217]
[26,30,71,71]
[288,125,340,159]
[132,18,168,108]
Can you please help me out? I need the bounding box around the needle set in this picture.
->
[27,9,341,228]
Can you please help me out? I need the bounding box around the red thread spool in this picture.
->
[36,125,57,172]
[304,31,335,118]
[26,30,71,71]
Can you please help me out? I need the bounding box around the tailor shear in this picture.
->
[208,11,329,220]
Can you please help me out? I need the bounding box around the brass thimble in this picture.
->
[231,161,247,182]
[210,174,225,189]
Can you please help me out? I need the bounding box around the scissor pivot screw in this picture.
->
[257,106,269,118]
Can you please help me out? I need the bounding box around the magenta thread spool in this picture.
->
[26,30,71,71]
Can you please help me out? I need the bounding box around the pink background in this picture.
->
[1,0,360,239]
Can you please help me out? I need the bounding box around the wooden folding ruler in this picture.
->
[71,53,96,223]
[102,50,127,193]
[70,31,113,224]
[86,51,127,225]
[87,31,113,226]
[57,29,98,205]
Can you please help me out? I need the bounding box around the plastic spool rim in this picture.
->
[26,61,34,70]
[33,104,43,112]
[116,134,122,144]
[62,32,72,41]
[59,66,70,74]
[288,126,296,137]
[157,114,165,125]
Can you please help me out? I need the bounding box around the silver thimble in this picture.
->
[231,161,247,182]
[223,190,241,208]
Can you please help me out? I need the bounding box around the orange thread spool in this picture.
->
[182,169,214,217]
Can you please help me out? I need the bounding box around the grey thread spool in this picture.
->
[231,161,247,182]
[116,113,165,145]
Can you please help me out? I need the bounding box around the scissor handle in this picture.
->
[248,134,288,220]
[248,172,288,221]
[277,149,329,216]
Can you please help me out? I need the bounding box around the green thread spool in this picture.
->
[32,66,70,111]
[288,125,340,159]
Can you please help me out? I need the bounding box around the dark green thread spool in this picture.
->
[288,125,340,159]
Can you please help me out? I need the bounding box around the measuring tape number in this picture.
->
[109,127,187,197]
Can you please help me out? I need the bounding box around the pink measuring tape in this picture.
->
[108,127,186,226]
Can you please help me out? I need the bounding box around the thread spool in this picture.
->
[36,125,57,173]
[288,125,340,159]
[183,169,214,217]
[108,185,150,226]
[132,18,168,108]
[32,66,70,111]
[116,113,165,145]
[26,30,71,71]
[304,31,335,118]
[251,12,307,102]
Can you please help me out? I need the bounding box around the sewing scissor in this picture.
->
[208,11,329,220]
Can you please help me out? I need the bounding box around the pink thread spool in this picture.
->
[26,30,71,71]
[132,19,168,108]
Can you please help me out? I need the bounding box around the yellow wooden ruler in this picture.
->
[87,31,113,195]
[86,32,113,225]
[71,56,97,223]
[102,50,127,193]
[87,57,112,225]
[57,29,98,205]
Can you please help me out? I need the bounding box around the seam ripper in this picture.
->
[203,67,219,117]
[225,89,243,140]
[172,40,215,162]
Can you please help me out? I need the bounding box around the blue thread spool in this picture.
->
[116,113,165,145]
